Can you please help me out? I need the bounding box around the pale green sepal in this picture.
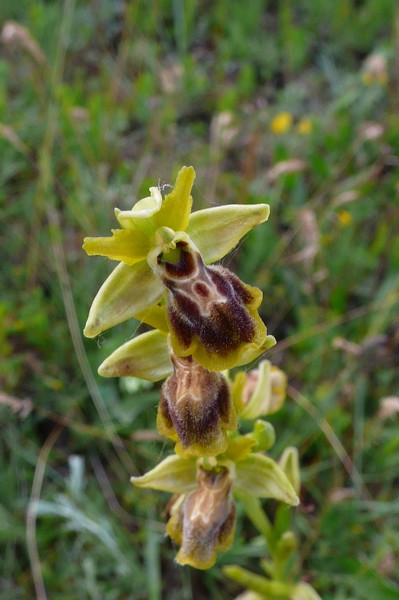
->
[115,186,162,231]
[98,330,172,382]
[223,566,293,597]
[279,447,301,495]
[130,455,197,494]
[235,454,299,506]
[83,261,163,338]
[291,582,322,600]
[155,166,195,232]
[187,203,270,264]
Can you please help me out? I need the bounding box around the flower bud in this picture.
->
[239,360,287,419]
[152,238,268,371]
[158,353,237,457]
[276,530,298,562]
[166,465,236,569]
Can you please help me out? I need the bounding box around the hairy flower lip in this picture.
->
[158,352,237,457]
[166,465,236,570]
[150,236,270,371]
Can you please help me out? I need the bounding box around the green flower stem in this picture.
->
[236,491,298,584]
[223,566,292,598]
[274,503,293,539]
[234,491,275,553]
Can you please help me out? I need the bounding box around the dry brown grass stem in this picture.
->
[26,425,64,600]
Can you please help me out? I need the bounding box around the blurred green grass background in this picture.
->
[1,1,399,598]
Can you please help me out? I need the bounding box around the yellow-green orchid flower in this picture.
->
[131,443,299,570]
[83,166,273,371]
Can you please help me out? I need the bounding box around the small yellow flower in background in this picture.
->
[297,117,312,135]
[350,523,364,535]
[270,112,293,135]
[337,209,352,227]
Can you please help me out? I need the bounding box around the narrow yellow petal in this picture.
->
[155,166,195,231]
[83,229,150,265]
